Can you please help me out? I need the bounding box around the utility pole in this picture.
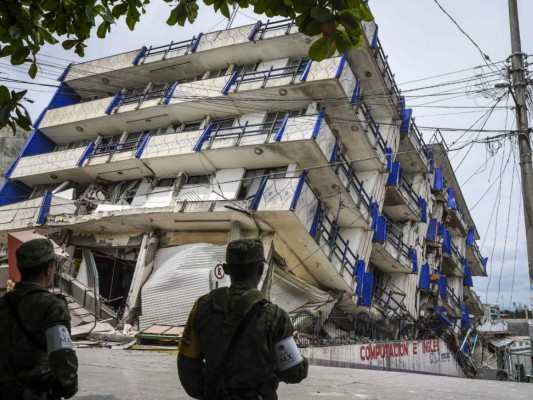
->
[508,0,533,309]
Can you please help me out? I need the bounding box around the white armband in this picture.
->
[274,336,304,371]
[45,325,73,355]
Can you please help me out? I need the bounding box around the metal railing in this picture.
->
[371,36,401,109]
[142,36,197,62]
[373,280,412,320]
[409,121,431,162]
[231,60,310,91]
[356,99,388,154]
[314,208,359,278]
[205,119,283,148]
[386,220,411,259]
[120,85,170,107]
[332,144,373,213]
[398,174,420,211]
[249,19,295,41]
[446,286,463,314]
[93,131,150,156]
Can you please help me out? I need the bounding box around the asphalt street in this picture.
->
[73,347,531,399]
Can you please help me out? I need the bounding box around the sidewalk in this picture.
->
[74,347,531,399]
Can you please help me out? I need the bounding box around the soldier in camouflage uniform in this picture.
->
[0,239,78,399]
[178,238,308,400]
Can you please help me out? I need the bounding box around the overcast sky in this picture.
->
[4,0,533,309]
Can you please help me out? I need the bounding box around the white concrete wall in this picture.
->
[141,129,202,159]
[39,97,110,128]
[11,147,86,178]
[301,339,464,377]
[0,197,42,231]
[66,50,138,81]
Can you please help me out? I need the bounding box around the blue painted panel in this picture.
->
[442,228,452,254]
[248,21,261,40]
[435,306,453,326]
[466,227,475,246]
[433,168,443,191]
[419,264,430,290]
[358,272,374,307]
[309,208,320,237]
[410,249,418,273]
[193,125,213,152]
[105,92,123,115]
[385,147,393,172]
[372,216,387,244]
[461,303,470,329]
[399,95,405,114]
[447,187,456,209]
[335,53,348,79]
[76,142,95,167]
[312,107,326,139]
[386,162,400,186]
[163,81,179,105]
[222,71,238,95]
[426,218,438,241]
[37,190,52,225]
[57,63,72,82]
[299,60,312,82]
[249,177,268,211]
[438,276,447,300]
[290,171,308,211]
[48,84,82,110]
[135,133,151,158]
[464,259,473,286]
[482,257,488,268]
[0,180,32,206]
[369,24,378,49]
[274,113,289,142]
[328,138,339,164]
[400,108,412,133]
[190,33,202,52]
[427,148,435,173]
[419,197,427,223]
[351,79,361,104]
[132,46,148,65]
[370,202,379,230]
[20,130,56,157]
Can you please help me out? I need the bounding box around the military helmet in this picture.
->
[16,238,56,269]
[226,238,266,265]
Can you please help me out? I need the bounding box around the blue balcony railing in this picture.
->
[447,187,468,228]
[248,19,295,41]
[331,141,373,213]
[135,35,200,64]
[223,60,310,94]
[313,207,360,278]
[373,216,412,265]
[119,85,171,107]
[356,99,388,155]
[371,36,402,109]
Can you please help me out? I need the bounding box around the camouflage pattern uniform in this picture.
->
[178,239,308,400]
[0,239,78,399]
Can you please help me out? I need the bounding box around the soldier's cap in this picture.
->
[226,238,266,265]
[16,238,56,270]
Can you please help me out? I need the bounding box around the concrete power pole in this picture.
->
[508,0,533,309]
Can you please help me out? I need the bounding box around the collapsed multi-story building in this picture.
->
[0,15,487,376]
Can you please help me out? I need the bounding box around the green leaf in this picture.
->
[293,0,316,13]
[335,29,352,53]
[0,105,11,126]
[8,26,21,40]
[62,39,78,50]
[309,36,329,61]
[28,63,38,79]
[11,47,30,65]
[126,13,136,30]
[112,3,129,18]
[97,22,108,39]
[0,45,13,58]
[310,5,334,23]
[0,86,10,105]
[12,90,27,103]
[40,28,59,45]
[219,2,230,18]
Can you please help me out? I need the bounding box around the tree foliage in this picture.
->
[0,0,373,132]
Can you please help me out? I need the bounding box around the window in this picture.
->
[212,118,235,130]
[234,63,257,75]
[287,58,310,75]
[207,68,228,79]
[157,178,175,187]
[182,120,203,132]
[186,175,210,185]
[237,167,287,200]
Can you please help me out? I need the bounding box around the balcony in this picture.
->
[431,168,448,202]
[0,192,75,236]
[372,279,410,319]
[346,21,401,120]
[383,162,424,222]
[447,187,468,235]
[441,228,464,277]
[9,146,88,186]
[396,118,430,174]
[463,286,484,316]
[63,20,309,95]
[371,216,416,273]
[465,240,487,277]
